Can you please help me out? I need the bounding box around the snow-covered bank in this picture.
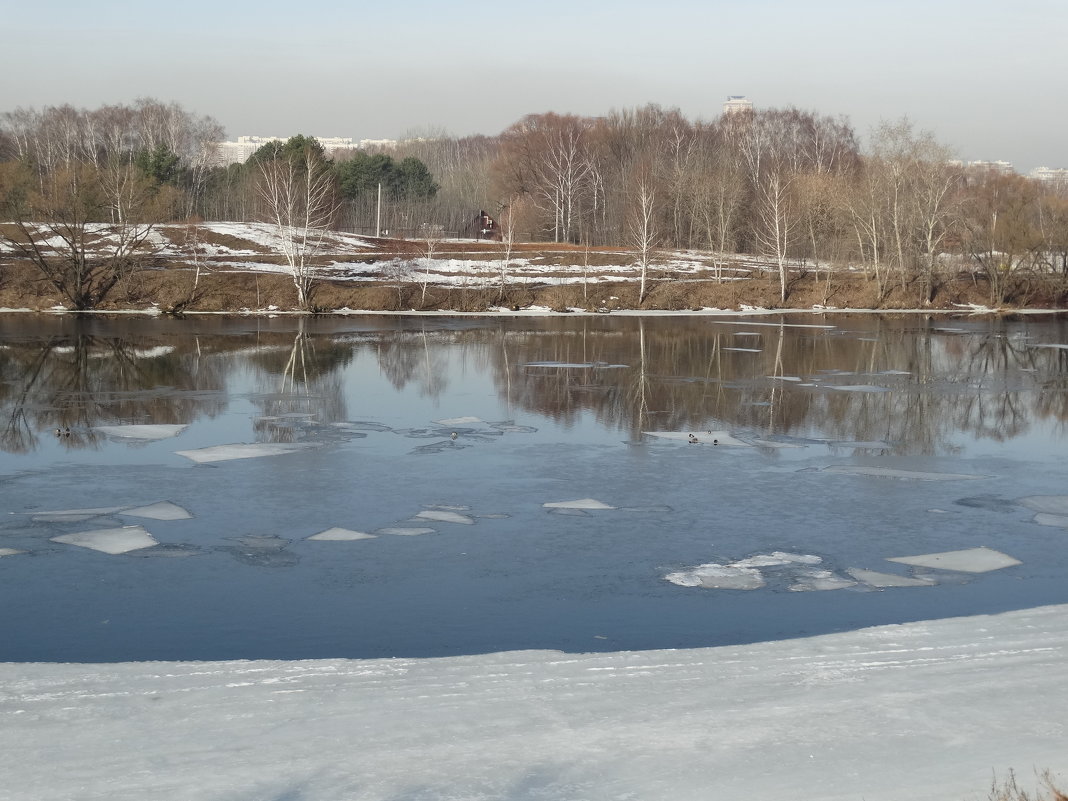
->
[3,605,1066,801]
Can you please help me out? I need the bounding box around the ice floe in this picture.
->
[826,385,890,393]
[0,547,26,557]
[730,552,822,568]
[51,526,159,555]
[523,361,628,369]
[94,424,188,440]
[433,416,484,426]
[845,568,938,588]
[542,498,616,510]
[643,431,752,447]
[414,510,475,525]
[176,443,317,463]
[377,527,436,536]
[1032,513,1068,529]
[887,546,1021,573]
[723,347,761,352]
[31,506,128,523]
[788,569,857,592]
[665,563,766,590]
[1018,495,1068,515]
[308,528,377,541]
[121,502,192,521]
[822,465,988,481]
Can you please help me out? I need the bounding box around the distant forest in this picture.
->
[1,98,1067,309]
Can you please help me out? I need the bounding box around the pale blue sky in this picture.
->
[4,0,1065,170]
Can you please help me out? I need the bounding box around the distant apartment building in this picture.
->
[723,95,753,116]
[1030,167,1068,193]
[966,160,1015,175]
[209,135,398,166]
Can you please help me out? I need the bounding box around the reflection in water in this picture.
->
[0,314,1065,455]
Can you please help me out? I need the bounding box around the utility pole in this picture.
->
[376,182,382,238]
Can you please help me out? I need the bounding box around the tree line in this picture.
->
[2,98,1067,310]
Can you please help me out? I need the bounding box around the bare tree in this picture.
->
[0,160,176,309]
[630,179,658,304]
[256,138,339,310]
[755,171,799,303]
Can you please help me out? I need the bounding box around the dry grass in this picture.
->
[988,770,1068,801]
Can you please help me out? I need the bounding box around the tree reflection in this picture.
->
[478,315,1068,456]
[246,319,354,442]
[0,322,228,453]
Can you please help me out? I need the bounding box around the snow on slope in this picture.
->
[2,604,1066,801]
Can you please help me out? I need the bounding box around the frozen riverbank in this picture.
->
[3,604,1066,801]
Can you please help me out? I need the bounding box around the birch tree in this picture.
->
[256,136,339,310]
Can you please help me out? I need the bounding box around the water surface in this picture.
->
[1,312,1066,662]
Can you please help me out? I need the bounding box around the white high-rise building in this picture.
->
[723,96,753,116]
[209,135,366,166]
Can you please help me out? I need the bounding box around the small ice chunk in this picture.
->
[377,527,435,536]
[767,375,802,382]
[731,552,823,568]
[433,416,484,426]
[523,361,628,368]
[0,547,27,557]
[1029,343,1068,351]
[788,569,857,591]
[176,443,316,462]
[846,568,937,588]
[643,431,752,447]
[51,526,158,555]
[823,465,987,481]
[828,441,894,450]
[543,498,616,510]
[94,424,188,440]
[723,347,761,352]
[121,501,192,521]
[1018,495,1068,515]
[31,506,127,523]
[233,535,289,549]
[887,546,1021,573]
[414,510,475,525]
[1033,513,1068,529]
[308,528,377,541]
[665,563,766,590]
[827,385,890,393]
[749,439,806,449]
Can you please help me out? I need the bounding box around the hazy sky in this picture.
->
[4,0,1065,171]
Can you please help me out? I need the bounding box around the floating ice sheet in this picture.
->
[94,424,187,440]
[176,443,317,463]
[1018,495,1068,515]
[827,385,890,393]
[523,361,628,369]
[1033,513,1068,529]
[846,568,938,588]
[643,431,752,447]
[308,528,377,541]
[414,510,475,525]
[723,347,761,352]
[121,501,192,521]
[822,465,988,481]
[887,546,1021,573]
[788,569,857,592]
[731,552,822,568]
[665,563,766,590]
[51,526,158,555]
[31,506,127,523]
[827,441,894,450]
[543,498,616,510]
[0,547,26,557]
[377,527,435,536]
